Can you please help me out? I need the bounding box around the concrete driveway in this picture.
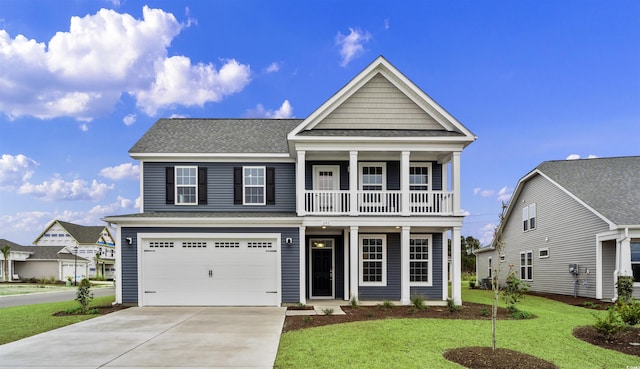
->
[0,306,286,369]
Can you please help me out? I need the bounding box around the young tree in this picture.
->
[1,245,10,282]
[76,278,94,314]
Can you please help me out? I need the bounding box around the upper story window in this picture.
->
[359,163,386,191]
[409,163,432,191]
[175,166,197,205]
[165,166,207,206]
[243,166,266,205]
[522,203,536,231]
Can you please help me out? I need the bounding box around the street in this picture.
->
[0,287,115,308]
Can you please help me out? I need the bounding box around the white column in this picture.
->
[451,227,462,305]
[452,152,461,215]
[115,226,122,304]
[595,236,602,300]
[343,228,350,301]
[401,226,411,305]
[349,151,358,216]
[299,226,306,305]
[441,159,449,192]
[350,226,359,301]
[620,236,632,277]
[296,151,306,216]
[401,151,410,216]
[442,231,449,301]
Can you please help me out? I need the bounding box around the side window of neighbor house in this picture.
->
[488,257,492,278]
[522,203,536,231]
[631,242,640,282]
[520,251,533,281]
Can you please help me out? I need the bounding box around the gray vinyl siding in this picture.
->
[143,162,296,212]
[359,233,401,301]
[120,226,300,305]
[410,232,444,299]
[475,249,496,281]
[14,261,58,280]
[498,174,610,298]
[601,240,616,300]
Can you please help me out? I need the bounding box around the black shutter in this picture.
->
[165,167,175,204]
[233,167,242,204]
[198,167,208,205]
[266,167,275,205]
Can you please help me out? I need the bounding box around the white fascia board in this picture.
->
[101,216,302,228]
[294,141,467,153]
[132,153,294,163]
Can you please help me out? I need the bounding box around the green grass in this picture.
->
[275,288,634,368]
[0,295,115,345]
[0,284,77,296]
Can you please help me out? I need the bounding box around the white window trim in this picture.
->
[175,166,198,205]
[409,234,433,286]
[539,247,550,259]
[358,162,387,190]
[522,203,537,232]
[409,162,432,191]
[499,254,506,262]
[488,256,492,278]
[243,166,266,206]
[520,250,533,281]
[359,234,387,286]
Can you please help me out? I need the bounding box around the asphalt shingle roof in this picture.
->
[0,239,79,261]
[536,156,640,226]
[56,220,106,244]
[129,119,303,154]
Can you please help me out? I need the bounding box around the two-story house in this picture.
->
[104,56,476,307]
[475,156,640,301]
[34,220,116,279]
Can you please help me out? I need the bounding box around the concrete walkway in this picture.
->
[0,306,286,368]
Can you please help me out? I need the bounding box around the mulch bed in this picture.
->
[283,302,512,332]
[52,304,129,316]
[573,326,640,357]
[528,291,613,310]
[443,347,558,369]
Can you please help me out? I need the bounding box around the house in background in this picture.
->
[33,220,116,280]
[0,239,90,282]
[476,156,640,301]
[104,56,476,307]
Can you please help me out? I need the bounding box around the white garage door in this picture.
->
[141,235,280,306]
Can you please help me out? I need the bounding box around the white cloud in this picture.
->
[496,186,513,202]
[265,62,280,73]
[80,123,89,132]
[134,56,251,115]
[246,100,293,119]
[18,176,114,201]
[566,154,599,160]
[123,113,136,126]
[99,163,140,180]
[384,18,390,30]
[0,154,38,190]
[473,186,513,203]
[479,223,497,246]
[0,6,251,121]
[335,27,372,67]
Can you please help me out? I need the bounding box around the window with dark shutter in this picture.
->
[198,167,208,205]
[165,167,175,204]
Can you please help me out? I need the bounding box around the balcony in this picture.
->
[303,190,454,216]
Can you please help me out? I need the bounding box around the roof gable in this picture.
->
[34,220,110,245]
[289,56,475,141]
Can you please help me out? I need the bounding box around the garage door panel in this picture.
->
[141,237,280,306]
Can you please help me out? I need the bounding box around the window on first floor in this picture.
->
[520,251,533,281]
[360,235,386,285]
[488,257,492,278]
[409,235,432,285]
[631,242,640,283]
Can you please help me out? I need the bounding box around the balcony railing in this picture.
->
[304,190,454,215]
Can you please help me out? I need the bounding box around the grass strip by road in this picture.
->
[0,295,115,345]
[0,284,77,296]
[275,288,634,369]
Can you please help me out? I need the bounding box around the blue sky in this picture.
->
[0,0,638,245]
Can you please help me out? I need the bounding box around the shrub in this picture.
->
[410,295,427,310]
[616,276,634,304]
[592,308,625,342]
[503,268,529,312]
[75,278,94,314]
[511,309,532,319]
[322,308,334,316]
[39,277,48,285]
[48,276,56,284]
[446,298,460,313]
[349,295,359,309]
[378,300,395,310]
[468,279,476,289]
[616,300,640,326]
[581,301,601,310]
[480,307,490,317]
[303,316,313,324]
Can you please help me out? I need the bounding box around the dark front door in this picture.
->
[311,246,333,297]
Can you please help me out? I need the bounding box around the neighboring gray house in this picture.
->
[476,156,640,301]
[103,56,477,307]
[0,239,90,282]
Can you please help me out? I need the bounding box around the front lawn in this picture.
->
[0,295,115,345]
[275,289,635,368]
